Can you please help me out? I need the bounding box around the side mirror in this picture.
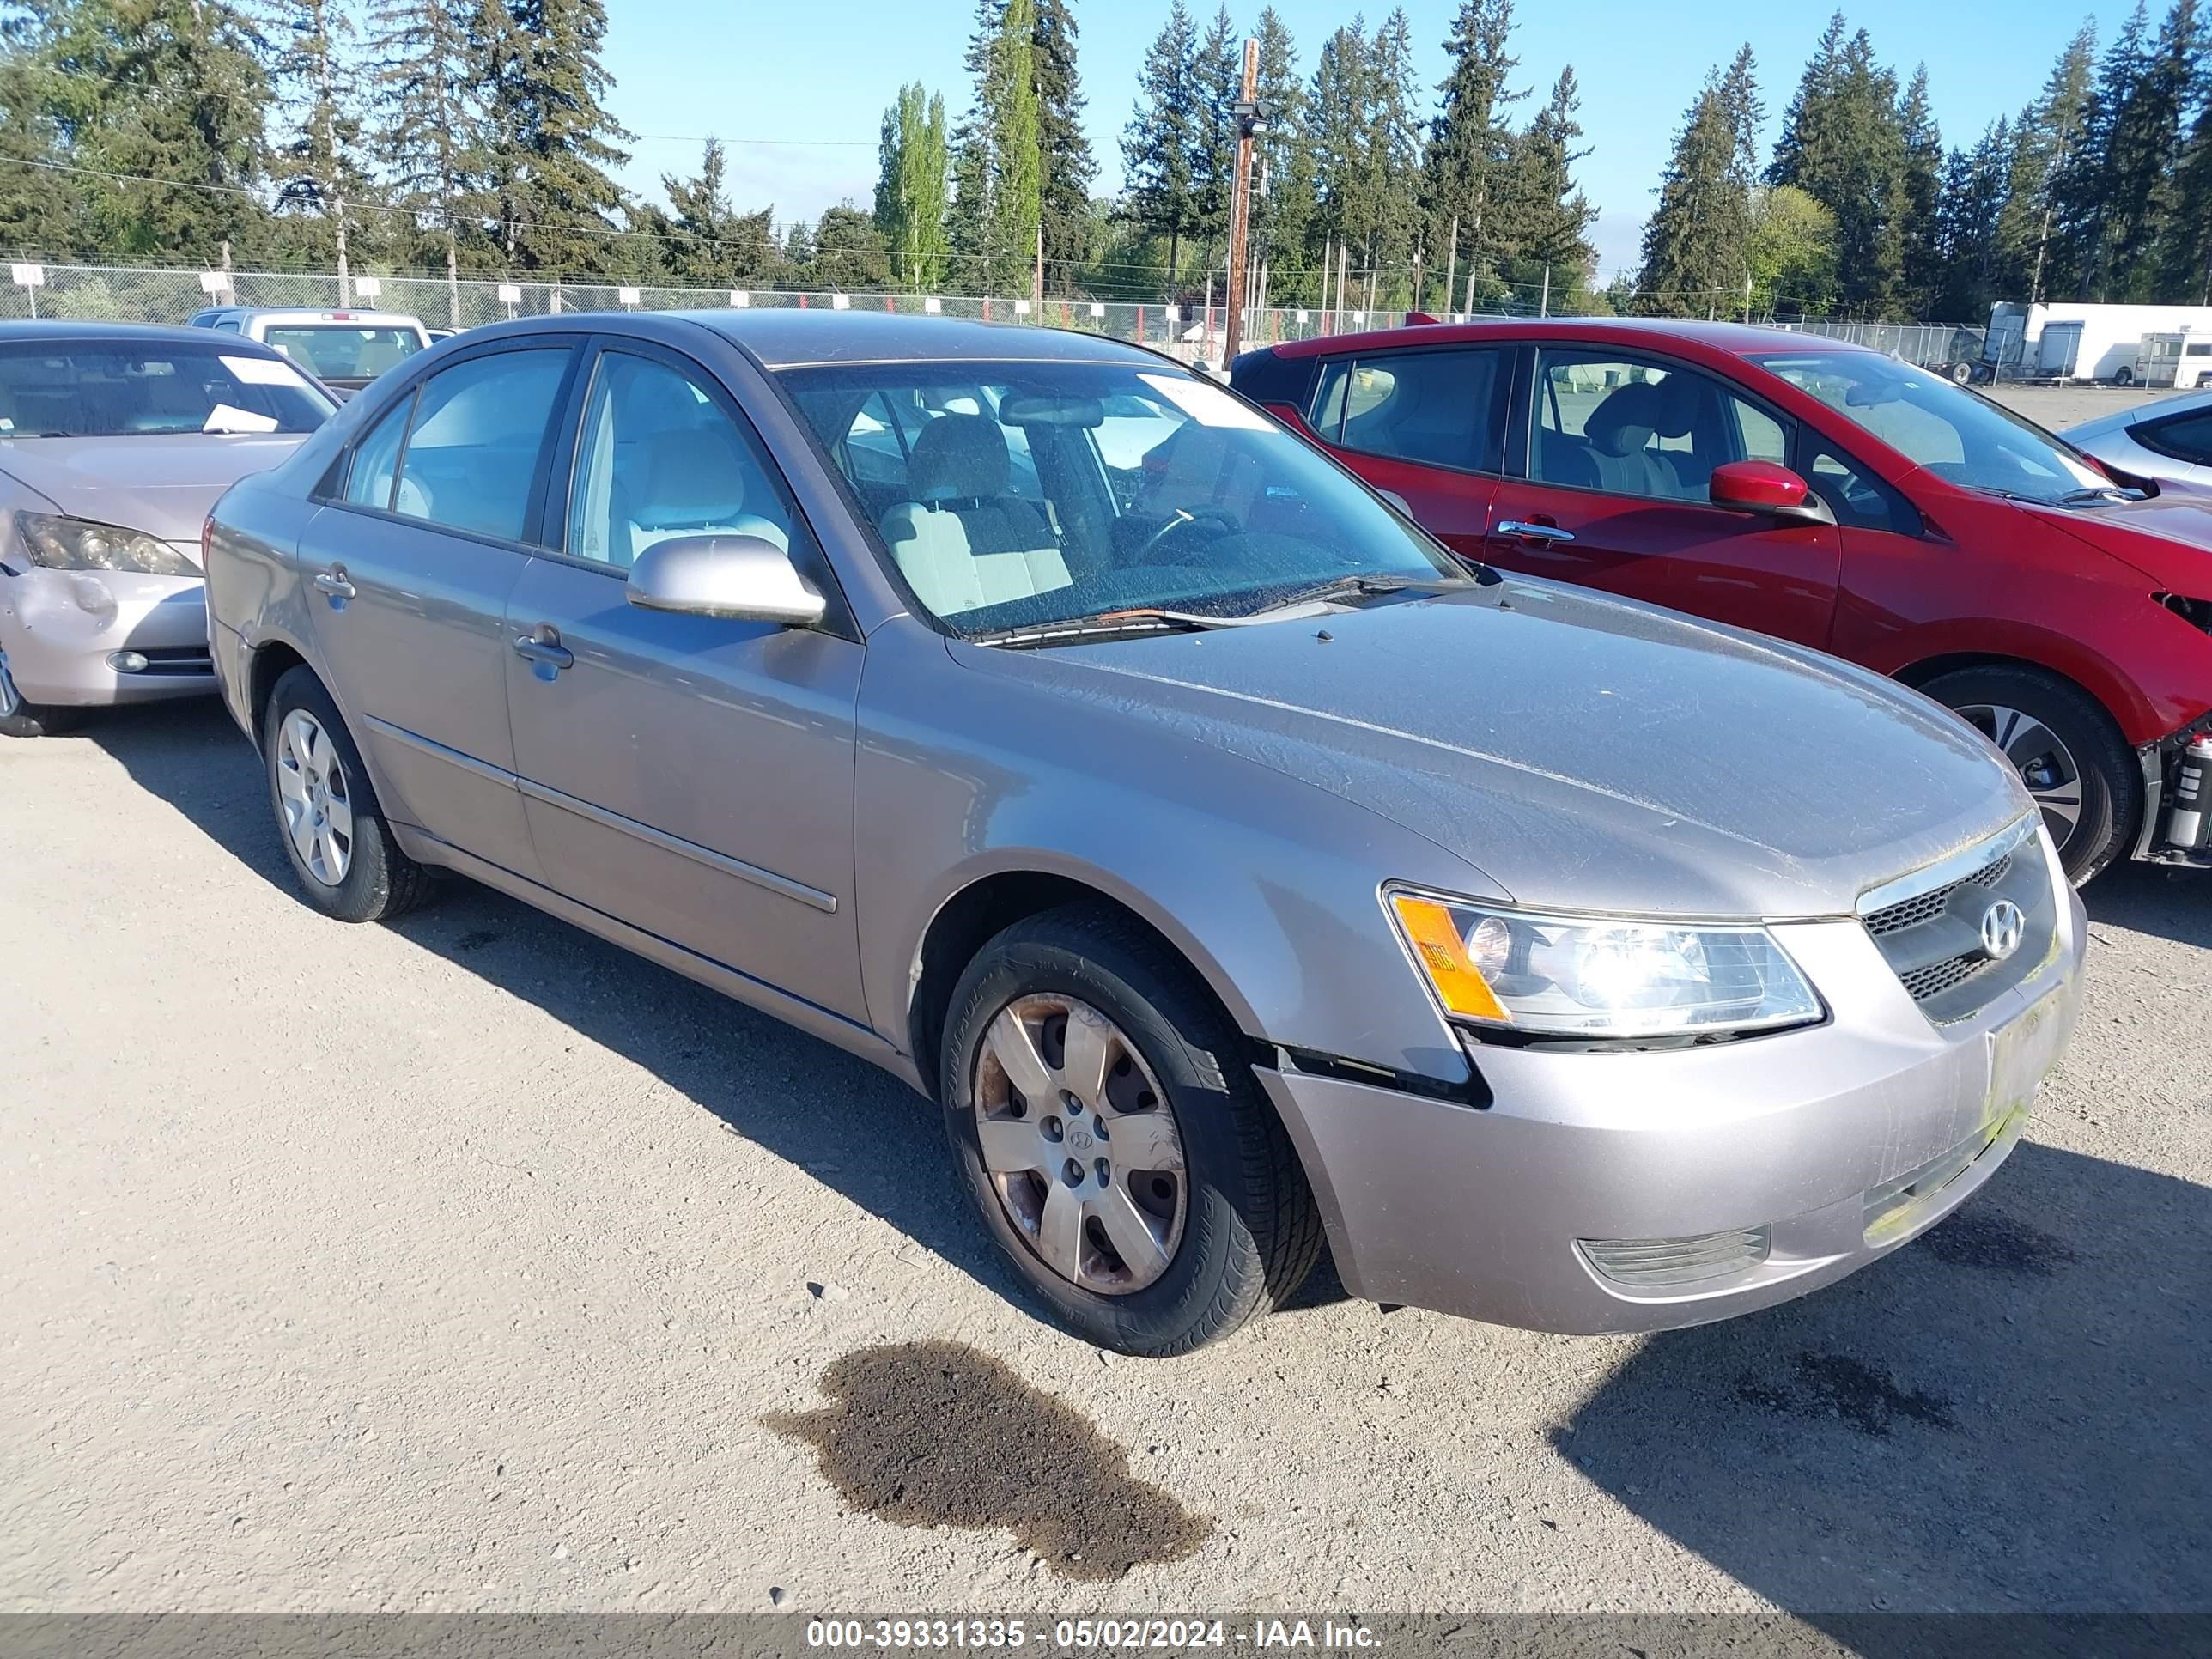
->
[1709,459,1833,525]
[1376,488,1413,516]
[626,534,826,627]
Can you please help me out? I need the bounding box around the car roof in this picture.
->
[2066,386,2212,437]
[1265,316,1866,362]
[678,307,1171,370]
[222,307,426,325]
[0,319,289,353]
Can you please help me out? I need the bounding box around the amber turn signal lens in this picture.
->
[1389,893,1510,1023]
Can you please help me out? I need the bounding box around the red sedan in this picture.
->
[1231,319,2212,882]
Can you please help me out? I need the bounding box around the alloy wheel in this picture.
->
[972,994,1188,1295]
[276,708,356,887]
[0,652,21,719]
[1958,702,2084,851]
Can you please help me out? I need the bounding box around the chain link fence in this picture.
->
[2,261,1985,367]
[0,261,1425,361]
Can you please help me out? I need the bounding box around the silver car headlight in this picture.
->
[15,511,201,577]
[1387,888,1823,1039]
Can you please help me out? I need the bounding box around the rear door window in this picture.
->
[2134,409,2212,465]
[385,349,572,543]
[1306,348,1508,472]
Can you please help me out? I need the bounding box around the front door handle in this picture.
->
[513,626,574,672]
[313,567,356,600]
[1496,520,1577,544]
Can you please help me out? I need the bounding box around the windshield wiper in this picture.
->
[2051,485,2144,505]
[968,608,1243,648]
[1235,573,1466,621]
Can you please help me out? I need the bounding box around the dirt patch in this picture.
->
[765,1340,1209,1581]
[1736,1353,1957,1438]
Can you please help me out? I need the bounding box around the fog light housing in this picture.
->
[106,650,149,673]
[1578,1226,1771,1287]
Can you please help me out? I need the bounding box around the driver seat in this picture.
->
[879,414,1071,615]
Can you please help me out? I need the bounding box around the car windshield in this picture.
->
[1748,350,2108,502]
[0,342,336,436]
[780,359,1466,637]
[258,325,422,382]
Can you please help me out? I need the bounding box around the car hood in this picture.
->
[0,434,308,541]
[976,582,2031,919]
[2039,491,2212,593]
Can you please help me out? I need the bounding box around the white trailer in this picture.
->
[1983,301,2212,382]
[2130,328,2212,389]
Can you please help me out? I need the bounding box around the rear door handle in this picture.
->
[313,567,356,600]
[513,626,574,672]
[1496,520,1577,544]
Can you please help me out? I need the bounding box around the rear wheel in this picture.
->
[263,666,431,921]
[2112,367,2136,387]
[939,903,1322,1355]
[1923,665,2137,884]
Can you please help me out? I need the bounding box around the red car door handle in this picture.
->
[1497,520,1577,544]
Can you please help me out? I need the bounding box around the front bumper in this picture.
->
[0,562,214,708]
[1258,878,2087,1335]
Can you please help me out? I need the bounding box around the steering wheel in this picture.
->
[1135,505,1242,563]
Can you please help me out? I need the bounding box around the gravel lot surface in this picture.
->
[1979,381,2180,431]
[3,408,2208,1617]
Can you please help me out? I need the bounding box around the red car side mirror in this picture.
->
[1710,459,1833,525]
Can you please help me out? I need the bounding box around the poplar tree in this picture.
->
[988,0,1041,295]
[876,84,950,290]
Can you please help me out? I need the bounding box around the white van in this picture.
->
[185,307,432,398]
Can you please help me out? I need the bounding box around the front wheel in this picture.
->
[2113,367,2135,386]
[263,666,432,921]
[939,903,1322,1356]
[1923,665,2138,884]
[0,654,79,738]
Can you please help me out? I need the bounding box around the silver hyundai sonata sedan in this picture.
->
[0,322,335,737]
[203,311,2086,1356]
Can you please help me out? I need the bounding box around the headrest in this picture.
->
[908,413,1009,502]
[645,422,750,520]
[1585,381,1663,456]
[1650,374,1699,439]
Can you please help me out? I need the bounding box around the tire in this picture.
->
[0,655,80,738]
[1922,665,2138,885]
[2112,367,2134,387]
[939,902,1322,1356]
[262,666,431,922]
[1949,362,1972,384]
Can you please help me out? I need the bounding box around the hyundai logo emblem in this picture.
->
[1066,1127,1093,1152]
[1979,899,2026,961]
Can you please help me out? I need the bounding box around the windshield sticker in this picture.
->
[1138,373,1272,431]
[203,403,280,434]
[221,354,311,388]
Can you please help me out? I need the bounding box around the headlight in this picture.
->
[14,511,201,577]
[1387,889,1823,1039]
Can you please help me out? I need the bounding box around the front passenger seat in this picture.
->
[879,414,1071,616]
[1583,381,1687,499]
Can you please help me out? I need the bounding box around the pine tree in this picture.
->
[1364,8,1424,301]
[1307,20,1373,288]
[1770,21,1910,316]
[2160,100,2212,301]
[1996,23,2097,302]
[480,0,632,274]
[945,0,1000,276]
[1768,13,1848,189]
[1935,119,2013,319]
[812,203,894,290]
[1638,67,1748,316]
[2065,2,2152,298]
[269,0,373,283]
[368,0,492,301]
[2092,0,2203,299]
[876,84,950,290]
[1190,3,1241,251]
[988,0,1042,295]
[1123,0,1200,280]
[1420,0,1522,308]
[1499,67,1596,305]
[1896,65,1944,312]
[1032,0,1095,295]
[1250,7,1313,297]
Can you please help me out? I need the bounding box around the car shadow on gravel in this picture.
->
[1554,1141,2210,1632]
[88,700,1354,1331]
[2083,860,2212,951]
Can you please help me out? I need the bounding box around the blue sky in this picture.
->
[598,0,2132,283]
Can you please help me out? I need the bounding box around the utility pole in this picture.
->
[1337,242,1349,331]
[1742,269,1753,323]
[1539,264,1550,319]
[1033,220,1044,309]
[1222,37,1261,362]
[1443,217,1457,318]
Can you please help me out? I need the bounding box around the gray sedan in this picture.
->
[202,311,2086,1356]
[0,322,335,737]
[2064,387,2212,489]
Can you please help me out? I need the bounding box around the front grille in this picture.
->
[1863,853,2011,937]
[1858,818,2055,1024]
